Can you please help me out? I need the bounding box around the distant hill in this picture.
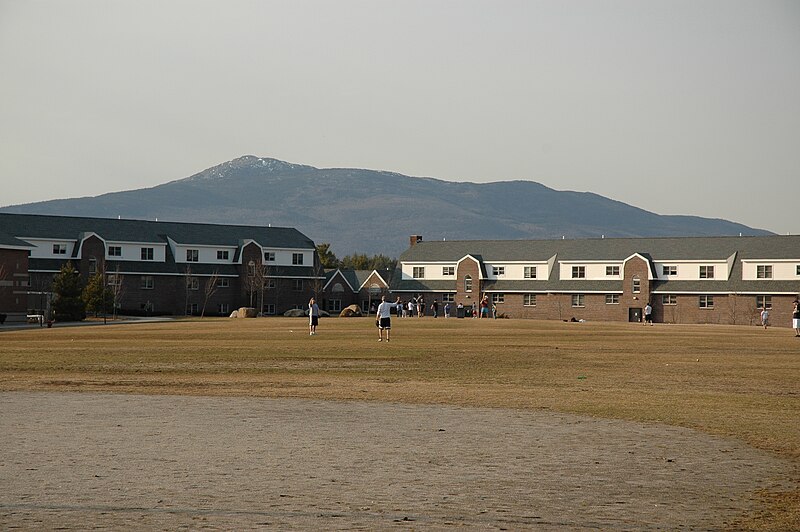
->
[0,155,771,256]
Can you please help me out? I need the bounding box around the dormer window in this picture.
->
[756,265,772,279]
[186,249,199,262]
[572,266,585,279]
[53,244,67,255]
[699,265,714,279]
[524,266,537,279]
[492,266,505,276]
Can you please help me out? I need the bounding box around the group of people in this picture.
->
[310,296,800,339]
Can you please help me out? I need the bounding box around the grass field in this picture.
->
[1,316,798,528]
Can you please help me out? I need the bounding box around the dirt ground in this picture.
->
[0,391,793,530]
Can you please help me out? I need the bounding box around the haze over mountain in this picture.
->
[0,156,771,256]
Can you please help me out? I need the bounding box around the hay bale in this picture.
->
[339,305,362,318]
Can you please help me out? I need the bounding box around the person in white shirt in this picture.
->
[376,295,393,342]
[760,308,769,329]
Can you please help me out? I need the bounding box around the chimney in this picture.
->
[410,235,423,247]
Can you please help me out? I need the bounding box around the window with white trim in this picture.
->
[606,266,620,276]
[218,278,230,288]
[756,265,773,279]
[328,299,342,312]
[187,277,199,290]
[218,303,230,315]
[292,279,303,291]
[699,265,714,279]
[756,295,772,309]
[263,304,276,315]
[141,247,154,260]
[217,250,229,260]
[632,276,641,293]
[442,293,455,303]
[464,275,472,292]
[492,266,505,276]
[571,294,585,307]
[442,266,454,276]
[572,266,585,279]
[491,293,504,304]
[605,294,619,304]
[523,293,536,306]
[88,258,97,275]
[662,294,677,305]
[662,265,677,276]
[265,278,276,289]
[53,244,67,255]
[699,295,714,308]
[524,266,537,279]
[292,253,304,265]
[140,276,154,290]
[186,249,199,262]
[412,267,425,279]
[108,246,122,257]
[264,252,275,262]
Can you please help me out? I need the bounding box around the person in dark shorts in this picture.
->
[376,295,393,342]
[309,298,320,336]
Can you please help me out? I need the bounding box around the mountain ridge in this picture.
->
[0,156,771,256]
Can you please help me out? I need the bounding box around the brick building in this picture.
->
[391,235,800,327]
[0,213,323,322]
[321,269,392,314]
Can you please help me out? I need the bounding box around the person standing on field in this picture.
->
[643,303,653,325]
[793,299,800,337]
[760,307,769,329]
[376,295,393,342]
[308,297,320,336]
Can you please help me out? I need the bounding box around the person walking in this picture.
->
[376,295,393,342]
[760,307,769,329]
[431,299,439,318]
[308,297,320,336]
[417,296,425,317]
[643,303,653,325]
[793,299,800,337]
[444,302,451,318]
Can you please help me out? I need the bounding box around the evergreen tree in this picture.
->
[52,262,86,321]
[316,243,339,269]
[82,271,114,317]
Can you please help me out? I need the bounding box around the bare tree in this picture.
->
[201,270,220,318]
[184,265,193,316]
[109,264,125,320]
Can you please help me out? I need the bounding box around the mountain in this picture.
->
[0,155,771,256]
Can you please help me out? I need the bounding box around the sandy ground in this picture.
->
[0,392,793,530]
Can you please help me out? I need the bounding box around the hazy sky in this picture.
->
[1,0,798,234]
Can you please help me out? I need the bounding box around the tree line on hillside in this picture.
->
[316,243,396,272]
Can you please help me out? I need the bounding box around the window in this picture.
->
[187,277,199,290]
[699,265,715,279]
[491,293,504,304]
[606,266,620,276]
[108,246,122,257]
[217,250,229,260]
[140,276,154,290]
[571,294,585,307]
[699,295,714,308]
[187,303,198,315]
[88,258,97,275]
[107,274,121,287]
[756,295,772,309]
[632,276,641,293]
[263,304,276,315]
[292,279,303,291]
[413,267,425,279]
[328,299,342,312]
[442,266,454,276]
[492,266,505,276]
[265,278,276,289]
[662,294,677,305]
[53,244,67,255]
[662,265,677,276]
[464,275,472,292]
[605,294,619,304]
[292,253,304,265]
[264,252,275,262]
[523,294,536,307]
[756,265,773,279]
[218,278,230,288]
[141,247,154,261]
[524,266,537,279]
[797,265,800,276]
[218,303,230,315]
[186,249,199,262]
[572,266,585,279]
[442,293,455,303]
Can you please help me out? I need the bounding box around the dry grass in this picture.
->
[1,316,798,529]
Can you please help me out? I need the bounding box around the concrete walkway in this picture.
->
[0,392,792,530]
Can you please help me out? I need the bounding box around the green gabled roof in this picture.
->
[0,213,315,249]
[0,231,34,249]
[400,235,800,262]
